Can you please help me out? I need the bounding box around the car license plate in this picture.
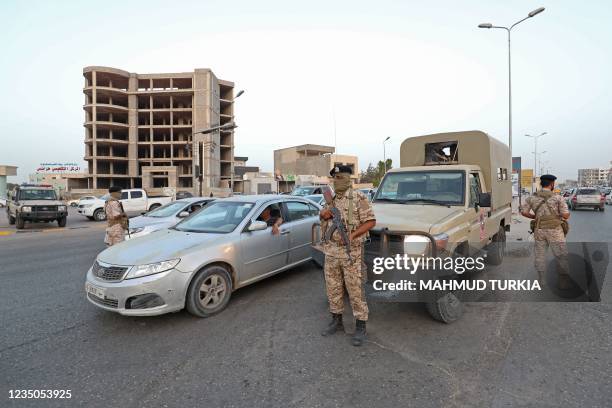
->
[85,282,106,299]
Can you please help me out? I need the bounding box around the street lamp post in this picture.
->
[383,136,390,174]
[229,90,245,193]
[525,132,547,178]
[478,7,545,155]
[193,121,238,196]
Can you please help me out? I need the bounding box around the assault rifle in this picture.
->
[323,189,352,261]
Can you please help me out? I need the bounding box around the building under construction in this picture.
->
[83,66,236,195]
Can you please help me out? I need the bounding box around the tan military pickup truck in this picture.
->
[7,184,68,229]
[367,131,512,322]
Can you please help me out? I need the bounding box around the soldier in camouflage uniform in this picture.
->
[104,186,128,246]
[520,174,571,289]
[320,165,376,346]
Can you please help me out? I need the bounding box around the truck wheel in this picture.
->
[57,216,67,227]
[486,226,506,265]
[426,292,463,323]
[16,216,25,229]
[8,214,15,225]
[93,208,106,222]
[186,265,233,318]
[148,203,161,211]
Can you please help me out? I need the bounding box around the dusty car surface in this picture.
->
[125,197,214,240]
[85,195,321,317]
[569,187,604,211]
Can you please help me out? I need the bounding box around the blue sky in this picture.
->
[1,0,610,182]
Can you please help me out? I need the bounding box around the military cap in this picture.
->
[539,174,557,182]
[330,165,353,176]
[108,186,122,193]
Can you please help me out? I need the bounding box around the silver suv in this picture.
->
[7,184,68,229]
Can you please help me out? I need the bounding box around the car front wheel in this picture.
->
[16,216,25,229]
[57,216,67,227]
[186,265,233,317]
[8,213,15,225]
[93,208,106,222]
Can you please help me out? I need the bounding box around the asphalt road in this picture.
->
[1,207,611,407]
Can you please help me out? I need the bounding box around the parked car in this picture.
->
[68,195,97,207]
[304,194,325,206]
[175,191,194,200]
[125,197,214,240]
[85,195,322,317]
[569,187,604,211]
[358,188,376,201]
[78,188,173,221]
[291,185,332,196]
[607,193,612,206]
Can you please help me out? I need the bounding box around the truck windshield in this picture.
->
[19,189,57,200]
[174,202,254,233]
[374,171,465,205]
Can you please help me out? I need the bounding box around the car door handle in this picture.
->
[280,230,290,235]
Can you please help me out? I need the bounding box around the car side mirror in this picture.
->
[247,220,268,232]
[178,211,190,218]
[478,192,491,208]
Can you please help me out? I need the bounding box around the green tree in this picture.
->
[360,159,392,187]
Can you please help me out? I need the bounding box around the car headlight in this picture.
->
[403,233,449,256]
[58,205,67,211]
[22,206,32,212]
[125,259,180,279]
[128,227,145,235]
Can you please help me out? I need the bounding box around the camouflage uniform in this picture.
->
[521,192,569,283]
[104,199,127,246]
[321,190,375,321]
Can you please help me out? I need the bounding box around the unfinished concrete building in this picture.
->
[83,66,236,195]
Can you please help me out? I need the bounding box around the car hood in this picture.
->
[129,215,176,230]
[372,203,464,234]
[98,228,227,265]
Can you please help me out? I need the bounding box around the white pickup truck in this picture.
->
[78,189,173,221]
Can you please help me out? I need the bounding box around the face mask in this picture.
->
[333,174,351,193]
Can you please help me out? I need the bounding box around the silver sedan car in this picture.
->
[85,195,322,317]
[126,197,214,240]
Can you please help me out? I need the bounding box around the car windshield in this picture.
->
[174,201,254,233]
[374,171,465,205]
[146,201,187,218]
[99,194,110,200]
[291,187,317,196]
[19,189,56,200]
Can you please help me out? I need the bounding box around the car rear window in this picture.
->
[578,189,598,195]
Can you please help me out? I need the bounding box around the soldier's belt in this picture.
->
[537,216,562,229]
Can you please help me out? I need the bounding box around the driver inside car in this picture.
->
[258,206,283,235]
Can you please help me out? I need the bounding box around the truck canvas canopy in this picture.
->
[400,131,511,211]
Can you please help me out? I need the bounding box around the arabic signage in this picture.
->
[36,163,82,173]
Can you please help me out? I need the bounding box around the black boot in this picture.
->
[352,320,367,346]
[321,313,344,336]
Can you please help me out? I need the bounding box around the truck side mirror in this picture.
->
[478,192,491,208]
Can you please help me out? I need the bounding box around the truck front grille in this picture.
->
[365,231,405,255]
[34,205,58,212]
[93,261,128,282]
